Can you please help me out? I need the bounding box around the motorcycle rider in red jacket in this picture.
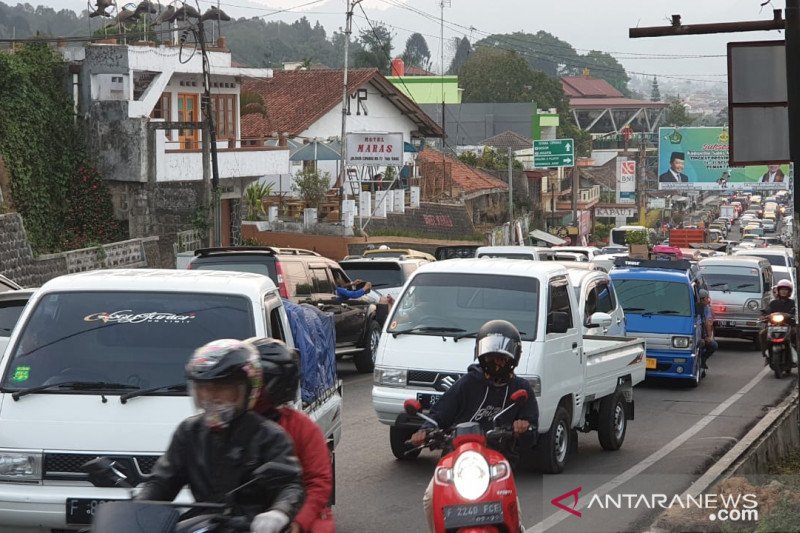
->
[250,337,335,533]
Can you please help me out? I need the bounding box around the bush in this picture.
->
[244,181,273,221]
[292,168,330,209]
[625,230,649,245]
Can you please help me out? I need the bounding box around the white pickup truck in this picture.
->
[0,269,342,532]
[372,259,646,473]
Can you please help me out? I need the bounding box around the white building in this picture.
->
[64,41,289,252]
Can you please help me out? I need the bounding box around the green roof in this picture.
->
[386,76,462,104]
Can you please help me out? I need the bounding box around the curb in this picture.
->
[646,389,799,532]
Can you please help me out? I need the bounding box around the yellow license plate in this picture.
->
[646,358,657,369]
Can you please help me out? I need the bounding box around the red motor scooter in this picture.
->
[404,389,530,533]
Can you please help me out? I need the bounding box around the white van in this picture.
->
[0,270,342,531]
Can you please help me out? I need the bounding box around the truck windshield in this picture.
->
[700,266,762,294]
[1,291,254,393]
[387,273,539,340]
[614,279,693,316]
[340,263,404,287]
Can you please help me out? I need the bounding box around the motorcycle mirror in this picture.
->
[510,389,528,404]
[403,399,423,416]
[226,461,302,502]
[82,457,132,488]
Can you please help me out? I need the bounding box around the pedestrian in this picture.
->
[697,290,717,378]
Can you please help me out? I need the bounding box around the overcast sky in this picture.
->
[7,0,788,85]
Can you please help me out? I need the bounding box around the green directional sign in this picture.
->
[533,138,575,168]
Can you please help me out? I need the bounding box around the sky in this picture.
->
[6,0,789,87]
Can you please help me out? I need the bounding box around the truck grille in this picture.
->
[43,453,159,481]
[407,370,462,388]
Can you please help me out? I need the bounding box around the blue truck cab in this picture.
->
[609,258,706,386]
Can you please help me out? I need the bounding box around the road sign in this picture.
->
[533,138,575,168]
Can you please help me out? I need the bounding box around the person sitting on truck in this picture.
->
[333,274,372,302]
[410,320,538,533]
[760,279,798,364]
[697,289,717,379]
[251,337,335,533]
[137,339,305,533]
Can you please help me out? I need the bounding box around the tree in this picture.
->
[474,31,578,77]
[650,78,661,102]
[446,36,472,74]
[354,23,392,74]
[664,96,694,127]
[401,33,431,70]
[292,168,331,209]
[579,50,630,95]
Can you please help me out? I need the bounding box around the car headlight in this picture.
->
[373,367,407,387]
[0,451,42,481]
[672,336,691,349]
[453,450,490,500]
[746,300,760,311]
[527,376,541,396]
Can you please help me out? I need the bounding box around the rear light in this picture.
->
[274,261,289,298]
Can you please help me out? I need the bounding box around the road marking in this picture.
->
[527,365,770,533]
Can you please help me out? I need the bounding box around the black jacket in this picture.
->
[766,298,796,319]
[423,364,538,433]
[137,411,305,519]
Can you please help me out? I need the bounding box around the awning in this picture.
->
[529,229,567,246]
[404,141,417,153]
[290,140,342,161]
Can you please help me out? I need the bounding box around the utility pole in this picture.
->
[340,0,361,229]
[508,150,514,228]
[638,133,647,226]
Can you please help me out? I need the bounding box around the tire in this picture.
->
[597,392,627,451]
[353,320,380,374]
[688,358,701,388]
[536,406,571,474]
[390,426,420,460]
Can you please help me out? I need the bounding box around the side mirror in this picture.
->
[587,312,613,329]
[510,389,528,404]
[547,311,571,334]
[403,399,422,416]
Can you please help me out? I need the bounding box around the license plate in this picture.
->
[443,501,504,529]
[646,357,657,369]
[771,326,789,332]
[416,392,442,409]
[66,498,126,525]
[714,320,736,327]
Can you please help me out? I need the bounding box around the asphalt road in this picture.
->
[333,333,795,533]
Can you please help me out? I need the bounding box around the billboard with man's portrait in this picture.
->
[657,127,790,190]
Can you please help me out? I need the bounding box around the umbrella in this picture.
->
[290,140,342,162]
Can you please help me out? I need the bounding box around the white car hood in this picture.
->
[0,393,195,452]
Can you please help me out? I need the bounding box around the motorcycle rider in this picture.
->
[250,337,335,533]
[137,339,305,533]
[760,279,798,365]
[410,320,538,533]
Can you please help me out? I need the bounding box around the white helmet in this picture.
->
[775,279,794,297]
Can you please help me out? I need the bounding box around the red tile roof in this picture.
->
[417,148,508,195]
[561,76,623,98]
[569,97,668,109]
[241,69,442,138]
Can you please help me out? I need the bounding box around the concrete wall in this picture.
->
[156,143,289,182]
[0,213,162,287]
[365,202,476,239]
[420,103,535,146]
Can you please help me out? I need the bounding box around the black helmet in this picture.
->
[474,320,522,385]
[247,337,300,407]
[186,339,263,429]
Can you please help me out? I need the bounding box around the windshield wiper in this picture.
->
[120,383,187,404]
[656,310,682,314]
[453,330,527,342]
[709,283,728,288]
[11,381,138,401]
[735,283,756,289]
[391,326,466,338]
[624,307,646,312]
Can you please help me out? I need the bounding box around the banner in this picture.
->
[616,158,636,204]
[657,127,790,190]
[346,132,403,166]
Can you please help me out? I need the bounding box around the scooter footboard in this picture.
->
[91,501,180,533]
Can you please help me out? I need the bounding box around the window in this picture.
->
[615,279,693,316]
[150,92,172,140]
[212,94,237,140]
[594,281,615,314]
[311,268,334,294]
[548,278,573,331]
[265,294,287,342]
[283,262,311,296]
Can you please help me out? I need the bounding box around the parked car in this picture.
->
[362,247,436,262]
[0,288,36,355]
[0,274,22,293]
[188,246,387,372]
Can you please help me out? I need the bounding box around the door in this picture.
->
[542,276,583,431]
[177,93,199,149]
[317,266,365,346]
[594,279,625,337]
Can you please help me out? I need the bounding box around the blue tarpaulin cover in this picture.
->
[282,299,337,404]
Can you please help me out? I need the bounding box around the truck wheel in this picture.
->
[597,392,627,451]
[390,426,420,460]
[536,406,571,474]
[688,359,701,388]
[353,320,380,374]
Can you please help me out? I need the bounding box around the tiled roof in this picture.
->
[405,65,435,76]
[417,148,508,195]
[241,69,443,138]
[480,130,532,150]
[577,157,617,190]
[561,76,623,98]
[569,97,669,109]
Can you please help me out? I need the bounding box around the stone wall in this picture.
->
[0,213,162,287]
[365,202,476,239]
